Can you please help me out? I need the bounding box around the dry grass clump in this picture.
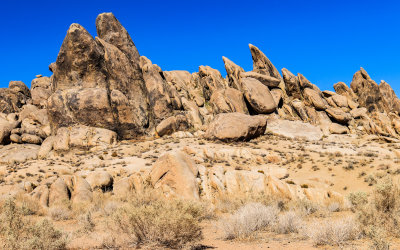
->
[0,199,68,250]
[112,198,204,248]
[273,211,303,234]
[220,202,279,239]
[306,217,361,246]
[357,177,400,237]
[213,191,287,214]
[49,206,72,221]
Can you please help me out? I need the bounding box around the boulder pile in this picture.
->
[1,12,400,150]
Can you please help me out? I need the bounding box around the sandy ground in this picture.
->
[1,133,400,249]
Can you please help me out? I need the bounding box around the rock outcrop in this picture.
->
[205,113,267,141]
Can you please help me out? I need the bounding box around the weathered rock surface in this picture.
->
[241,77,276,114]
[267,118,323,141]
[48,13,149,140]
[53,125,117,151]
[210,88,248,114]
[155,115,189,137]
[205,113,267,141]
[150,152,199,200]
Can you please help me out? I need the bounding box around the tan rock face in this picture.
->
[210,88,248,114]
[350,68,383,113]
[53,125,117,151]
[31,76,52,108]
[205,112,267,142]
[325,107,352,125]
[282,68,301,99]
[223,56,244,90]
[329,123,348,134]
[241,77,276,114]
[49,178,70,207]
[85,171,113,192]
[48,13,149,140]
[139,56,173,124]
[303,88,326,111]
[198,66,227,101]
[156,115,189,137]
[241,71,281,88]
[0,88,29,114]
[150,152,199,200]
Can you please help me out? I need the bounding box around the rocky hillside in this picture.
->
[1,13,400,249]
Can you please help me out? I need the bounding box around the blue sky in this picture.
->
[1,0,400,94]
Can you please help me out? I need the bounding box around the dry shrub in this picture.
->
[112,198,203,248]
[306,217,361,246]
[220,202,279,240]
[357,177,400,237]
[213,191,287,214]
[0,199,67,250]
[14,194,45,216]
[49,206,72,221]
[289,199,319,215]
[347,191,368,211]
[273,211,303,234]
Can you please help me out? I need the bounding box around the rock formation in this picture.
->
[0,12,400,152]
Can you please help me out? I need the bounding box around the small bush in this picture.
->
[357,178,400,237]
[273,211,303,234]
[327,202,341,212]
[49,206,72,221]
[0,199,67,250]
[306,217,360,246]
[220,203,278,239]
[347,191,368,210]
[112,199,203,248]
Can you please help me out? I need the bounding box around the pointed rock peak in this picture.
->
[248,44,281,80]
[282,68,296,79]
[96,12,140,64]
[65,23,94,42]
[360,67,371,80]
[53,22,106,90]
[223,56,244,90]
[222,56,244,71]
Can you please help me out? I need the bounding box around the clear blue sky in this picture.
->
[1,0,400,94]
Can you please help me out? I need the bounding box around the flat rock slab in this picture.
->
[0,144,40,164]
[267,119,323,141]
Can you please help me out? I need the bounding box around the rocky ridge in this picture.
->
[1,13,400,209]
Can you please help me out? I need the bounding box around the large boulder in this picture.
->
[303,88,326,110]
[155,115,189,137]
[48,13,149,139]
[9,81,31,98]
[150,152,199,200]
[70,175,93,204]
[241,77,276,114]
[210,88,248,114]
[49,178,70,207]
[31,76,52,108]
[53,125,117,151]
[85,171,113,192]
[249,44,286,96]
[205,112,267,141]
[0,88,29,114]
[267,118,323,141]
[325,107,352,124]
